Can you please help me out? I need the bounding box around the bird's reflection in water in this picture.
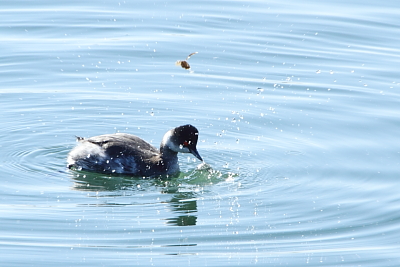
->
[69,164,229,226]
[71,171,165,192]
[162,190,198,226]
[69,170,210,226]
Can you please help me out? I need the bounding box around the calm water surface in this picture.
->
[1,0,400,266]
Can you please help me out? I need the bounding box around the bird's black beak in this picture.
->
[190,148,203,161]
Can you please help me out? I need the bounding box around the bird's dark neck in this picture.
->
[159,145,179,166]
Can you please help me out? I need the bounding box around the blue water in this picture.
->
[1,0,400,266]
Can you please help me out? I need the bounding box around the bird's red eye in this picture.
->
[183,141,189,147]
